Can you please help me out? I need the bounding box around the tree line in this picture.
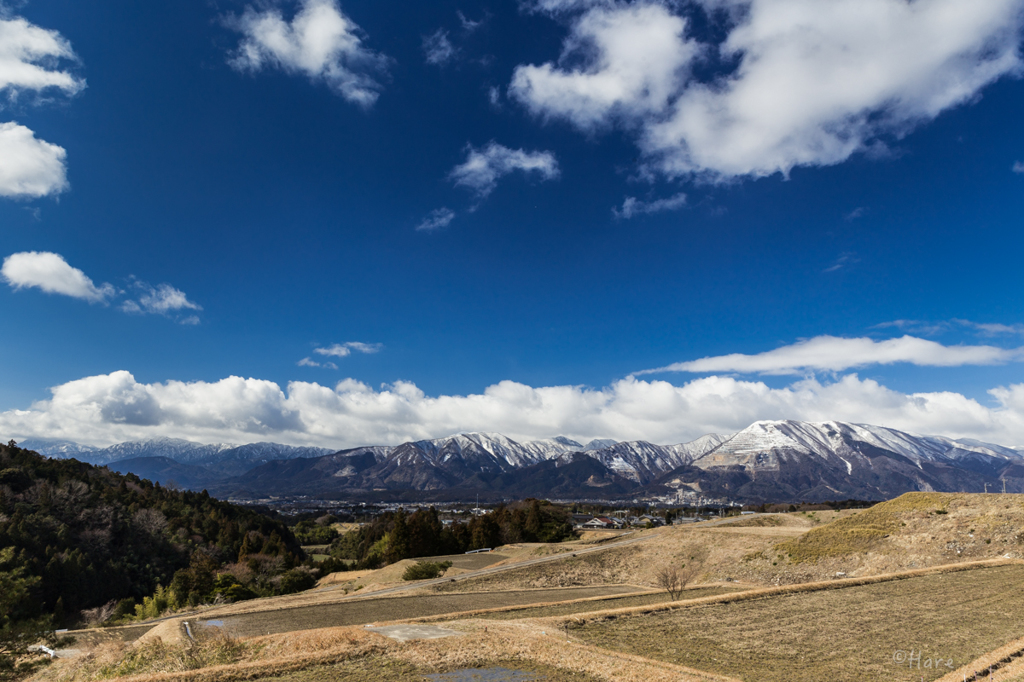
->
[329,499,575,567]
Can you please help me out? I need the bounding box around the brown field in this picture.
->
[40,495,1024,682]
[466,585,742,622]
[249,658,604,682]
[199,586,643,637]
[571,563,1024,682]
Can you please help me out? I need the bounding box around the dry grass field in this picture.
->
[37,494,1024,682]
[467,586,742,622]
[197,586,643,637]
[247,658,604,682]
[571,563,1024,682]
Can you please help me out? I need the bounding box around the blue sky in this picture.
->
[2,0,1024,448]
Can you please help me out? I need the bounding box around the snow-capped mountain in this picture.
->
[21,437,335,477]
[579,436,727,484]
[19,421,1024,501]
[690,420,1024,472]
[649,420,1024,502]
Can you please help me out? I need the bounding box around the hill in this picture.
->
[0,442,303,632]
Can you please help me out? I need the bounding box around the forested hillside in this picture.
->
[0,442,303,628]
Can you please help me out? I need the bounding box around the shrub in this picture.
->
[402,560,453,581]
[276,567,318,594]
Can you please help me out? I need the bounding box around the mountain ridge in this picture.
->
[16,420,1024,502]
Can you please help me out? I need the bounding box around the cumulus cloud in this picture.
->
[229,0,389,107]
[0,15,83,199]
[450,142,559,198]
[637,335,1024,376]
[423,29,457,66]
[121,280,202,322]
[511,3,695,131]
[2,251,201,322]
[2,251,114,303]
[0,122,67,198]
[0,15,85,98]
[416,207,456,232]
[314,341,382,358]
[613,192,687,219]
[8,370,1024,448]
[512,0,1024,180]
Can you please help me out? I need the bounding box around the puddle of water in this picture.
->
[201,620,224,628]
[424,667,541,681]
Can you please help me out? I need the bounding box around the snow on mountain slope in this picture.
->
[17,439,99,458]
[579,434,729,483]
[692,420,1024,472]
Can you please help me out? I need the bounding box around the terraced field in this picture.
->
[200,585,643,637]
[573,563,1024,682]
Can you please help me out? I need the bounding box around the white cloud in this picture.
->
[0,121,67,198]
[450,142,559,198]
[8,370,1024,449]
[121,280,202,323]
[511,3,696,131]
[0,15,85,98]
[822,252,858,273]
[0,15,83,199]
[314,341,382,358]
[229,0,389,107]
[416,207,456,232]
[457,11,483,32]
[3,252,201,322]
[2,251,114,302]
[874,318,1024,338]
[298,357,338,369]
[1013,161,1024,173]
[513,0,1024,180]
[638,335,1024,376]
[423,29,457,66]
[613,192,687,219]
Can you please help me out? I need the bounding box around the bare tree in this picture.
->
[656,564,685,600]
[656,547,709,600]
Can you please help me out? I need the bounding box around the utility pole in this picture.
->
[984,483,989,493]
[1003,478,1007,494]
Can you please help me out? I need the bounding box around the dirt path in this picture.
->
[199,585,643,637]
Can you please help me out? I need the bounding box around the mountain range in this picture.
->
[18,421,1024,503]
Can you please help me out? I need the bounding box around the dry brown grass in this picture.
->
[936,634,1024,681]
[778,492,1024,566]
[554,558,1018,625]
[570,562,1024,682]
[38,617,737,682]
[38,626,390,682]
[434,524,805,593]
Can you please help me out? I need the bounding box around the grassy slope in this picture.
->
[776,492,1024,565]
